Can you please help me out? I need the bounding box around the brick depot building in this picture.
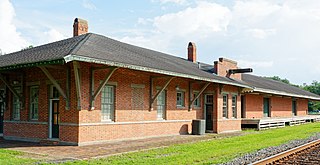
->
[0,18,319,145]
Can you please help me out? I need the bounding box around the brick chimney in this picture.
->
[73,18,88,37]
[188,42,196,63]
[214,58,242,80]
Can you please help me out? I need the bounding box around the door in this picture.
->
[0,89,5,134]
[205,94,213,130]
[157,91,166,119]
[263,98,270,117]
[0,102,4,134]
[241,95,246,118]
[292,100,297,116]
[51,100,60,138]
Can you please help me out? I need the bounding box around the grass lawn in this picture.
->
[0,123,319,165]
[61,123,320,165]
[0,149,36,165]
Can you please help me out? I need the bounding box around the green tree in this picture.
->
[302,81,320,111]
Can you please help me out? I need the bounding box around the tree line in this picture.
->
[266,76,320,111]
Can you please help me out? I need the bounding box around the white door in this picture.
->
[157,91,166,119]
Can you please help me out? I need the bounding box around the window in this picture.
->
[222,94,228,118]
[193,92,200,108]
[30,86,39,120]
[176,91,185,107]
[232,95,237,118]
[12,87,21,120]
[101,85,115,121]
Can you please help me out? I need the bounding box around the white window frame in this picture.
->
[30,86,39,120]
[193,91,201,108]
[12,87,21,121]
[101,85,115,121]
[176,91,185,107]
[222,94,228,118]
[232,95,237,118]
[157,90,166,120]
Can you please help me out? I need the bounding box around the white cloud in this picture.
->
[237,60,274,68]
[122,0,320,84]
[247,28,276,39]
[0,0,29,53]
[82,0,97,10]
[153,0,187,5]
[153,2,231,37]
[42,28,65,44]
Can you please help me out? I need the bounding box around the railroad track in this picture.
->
[251,139,320,165]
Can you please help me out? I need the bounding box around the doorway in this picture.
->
[263,98,270,117]
[241,95,246,118]
[0,89,5,134]
[205,94,213,131]
[156,90,166,120]
[49,86,60,139]
[292,100,297,116]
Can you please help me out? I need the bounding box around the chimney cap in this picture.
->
[188,42,196,48]
[74,18,88,24]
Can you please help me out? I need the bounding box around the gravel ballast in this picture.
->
[221,133,320,165]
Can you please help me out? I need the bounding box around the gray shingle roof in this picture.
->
[242,74,320,100]
[0,33,249,88]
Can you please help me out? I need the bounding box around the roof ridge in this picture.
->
[67,33,92,55]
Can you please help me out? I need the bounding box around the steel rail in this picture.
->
[250,139,320,165]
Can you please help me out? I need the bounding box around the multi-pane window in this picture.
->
[12,87,21,120]
[30,86,39,120]
[222,94,228,118]
[193,92,200,108]
[101,85,115,121]
[232,95,237,118]
[157,91,166,119]
[176,91,185,107]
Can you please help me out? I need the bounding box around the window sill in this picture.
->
[101,120,115,123]
[176,106,186,109]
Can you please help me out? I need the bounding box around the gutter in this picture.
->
[63,54,253,89]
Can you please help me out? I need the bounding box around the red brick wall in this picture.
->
[270,97,292,117]
[2,65,80,142]
[244,94,309,119]
[297,99,308,116]
[244,94,264,118]
[215,85,242,133]
[78,122,190,143]
[4,122,48,139]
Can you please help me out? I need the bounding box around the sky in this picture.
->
[1,0,320,85]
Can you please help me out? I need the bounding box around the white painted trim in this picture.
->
[253,87,320,100]
[49,98,59,139]
[64,55,252,89]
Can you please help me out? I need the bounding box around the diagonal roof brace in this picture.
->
[150,77,175,111]
[0,73,23,101]
[90,66,118,110]
[189,82,210,111]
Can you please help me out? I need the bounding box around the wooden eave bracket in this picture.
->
[38,66,70,110]
[149,76,175,111]
[189,82,210,111]
[0,73,23,104]
[73,61,82,110]
[90,66,118,110]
